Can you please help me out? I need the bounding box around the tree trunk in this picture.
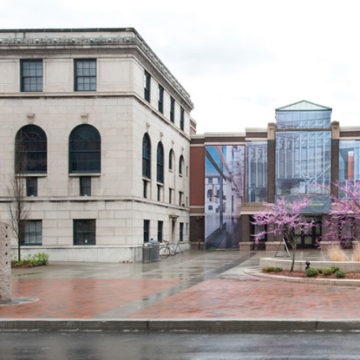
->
[290,239,297,272]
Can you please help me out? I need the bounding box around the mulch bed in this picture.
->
[11,261,31,269]
[266,270,360,279]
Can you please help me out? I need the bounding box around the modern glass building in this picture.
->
[190,100,360,250]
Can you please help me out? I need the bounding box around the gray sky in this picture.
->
[2,0,360,133]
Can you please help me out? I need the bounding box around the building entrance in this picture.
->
[294,216,322,249]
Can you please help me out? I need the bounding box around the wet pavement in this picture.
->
[2,332,360,360]
[2,249,360,320]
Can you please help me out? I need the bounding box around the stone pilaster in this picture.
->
[0,223,11,303]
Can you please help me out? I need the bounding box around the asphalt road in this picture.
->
[1,331,360,360]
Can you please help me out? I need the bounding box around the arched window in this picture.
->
[157,142,164,183]
[15,125,47,173]
[142,133,151,178]
[69,124,101,173]
[169,149,174,170]
[179,155,184,175]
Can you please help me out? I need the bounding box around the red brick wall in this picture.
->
[190,146,205,206]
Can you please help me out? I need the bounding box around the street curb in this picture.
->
[2,319,360,332]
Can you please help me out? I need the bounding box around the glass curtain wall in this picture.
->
[275,108,331,213]
[276,131,331,196]
[246,142,267,202]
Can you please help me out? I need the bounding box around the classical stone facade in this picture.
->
[0,28,194,262]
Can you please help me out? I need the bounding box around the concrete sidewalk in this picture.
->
[2,249,360,331]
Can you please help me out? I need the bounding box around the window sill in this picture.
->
[16,173,47,178]
[69,173,101,177]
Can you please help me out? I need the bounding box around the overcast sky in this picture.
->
[2,0,360,133]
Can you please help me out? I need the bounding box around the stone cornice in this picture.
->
[0,28,193,109]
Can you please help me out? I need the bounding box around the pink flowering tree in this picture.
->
[252,197,314,272]
[325,182,360,246]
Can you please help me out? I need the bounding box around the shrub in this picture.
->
[335,270,345,278]
[330,266,340,274]
[327,245,348,262]
[306,268,319,277]
[262,266,282,273]
[316,268,323,274]
[322,268,333,276]
[27,253,49,267]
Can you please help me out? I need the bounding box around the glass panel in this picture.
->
[246,142,267,202]
[21,60,43,92]
[74,219,95,245]
[339,140,360,197]
[157,221,163,242]
[22,220,42,245]
[16,125,47,173]
[26,177,38,197]
[75,59,96,91]
[142,134,151,178]
[80,177,91,196]
[144,220,150,243]
[70,125,101,173]
[157,143,164,183]
[276,110,331,129]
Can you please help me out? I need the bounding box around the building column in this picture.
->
[267,123,276,203]
[331,121,340,198]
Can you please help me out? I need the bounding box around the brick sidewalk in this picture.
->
[2,251,360,320]
[2,276,360,320]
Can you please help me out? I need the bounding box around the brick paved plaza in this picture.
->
[1,251,360,320]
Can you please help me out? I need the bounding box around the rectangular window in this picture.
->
[158,85,164,113]
[26,177,38,197]
[180,107,185,131]
[179,191,183,206]
[79,176,91,196]
[179,222,184,242]
[247,142,268,202]
[144,70,151,102]
[143,180,148,198]
[74,59,96,91]
[144,219,150,243]
[158,221,163,243]
[169,188,173,204]
[21,220,42,245]
[170,97,175,123]
[73,219,96,245]
[21,60,43,92]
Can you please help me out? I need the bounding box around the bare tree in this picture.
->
[8,144,29,262]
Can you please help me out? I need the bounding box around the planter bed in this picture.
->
[260,257,360,273]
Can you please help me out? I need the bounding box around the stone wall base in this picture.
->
[12,243,191,263]
[265,242,283,252]
[239,242,253,251]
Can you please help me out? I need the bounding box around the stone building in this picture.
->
[0,28,194,262]
[190,100,360,251]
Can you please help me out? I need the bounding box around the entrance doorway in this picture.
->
[295,216,322,248]
[249,216,267,250]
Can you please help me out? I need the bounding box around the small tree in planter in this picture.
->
[252,197,314,272]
